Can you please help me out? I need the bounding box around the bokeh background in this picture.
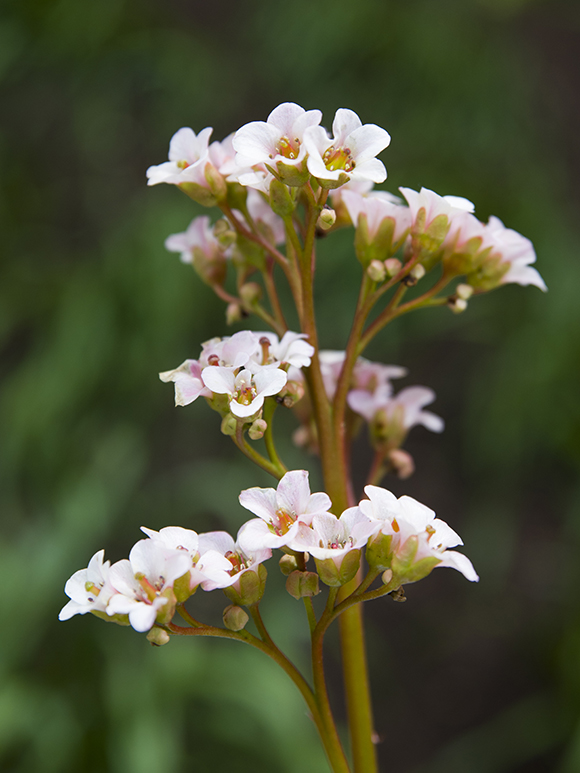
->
[2,0,580,771]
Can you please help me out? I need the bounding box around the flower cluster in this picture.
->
[60,471,477,634]
[159,330,312,422]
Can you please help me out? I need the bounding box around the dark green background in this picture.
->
[2,0,579,770]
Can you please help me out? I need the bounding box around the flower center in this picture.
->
[319,535,354,550]
[322,146,356,172]
[270,508,295,536]
[84,581,102,603]
[225,551,252,574]
[236,376,257,405]
[274,136,301,160]
[177,159,190,169]
[135,573,164,602]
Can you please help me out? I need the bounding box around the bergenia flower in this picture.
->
[159,359,211,407]
[201,366,287,418]
[342,189,412,245]
[59,550,116,621]
[146,127,213,187]
[304,108,391,187]
[237,469,332,551]
[399,187,474,232]
[360,486,479,583]
[233,102,322,186]
[141,526,233,592]
[198,530,271,605]
[107,539,191,632]
[481,216,547,291]
[249,331,315,371]
[165,215,228,265]
[348,384,444,434]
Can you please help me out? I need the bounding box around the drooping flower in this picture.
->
[237,469,332,551]
[304,108,391,188]
[360,485,478,583]
[58,550,117,621]
[106,540,192,632]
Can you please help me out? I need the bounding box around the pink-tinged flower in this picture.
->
[107,540,191,632]
[201,330,261,370]
[233,102,322,186]
[59,550,116,621]
[304,108,390,187]
[201,366,287,418]
[399,187,474,231]
[249,331,315,371]
[237,470,332,551]
[146,127,213,187]
[483,216,547,291]
[245,188,286,245]
[159,359,211,407]
[348,384,444,433]
[342,189,412,244]
[360,485,479,583]
[165,216,228,265]
[197,530,271,600]
[141,526,233,592]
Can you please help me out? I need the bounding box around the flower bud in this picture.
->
[317,207,337,231]
[248,418,267,440]
[226,302,243,325]
[239,282,262,305]
[279,554,299,576]
[204,162,227,202]
[286,570,320,600]
[367,260,386,283]
[269,178,296,217]
[384,258,402,277]
[278,380,305,408]
[220,413,238,436]
[387,448,415,479]
[213,219,237,248]
[448,297,468,314]
[456,283,474,300]
[146,627,170,646]
[222,604,249,631]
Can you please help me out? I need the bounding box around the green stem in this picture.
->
[232,423,285,480]
[303,597,318,635]
[262,399,287,474]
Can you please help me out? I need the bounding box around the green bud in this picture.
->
[226,302,243,325]
[222,604,249,631]
[279,554,299,576]
[456,283,474,300]
[448,297,468,313]
[269,179,296,217]
[384,258,402,277]
[178,182,218,208]
[317,207,337,230]
[146,627,170,646]
[204,162,227,202]
[367,260,386,283]
[286,570,320,600]
[248,419,267,440]
[220,413,238,436]
[239,282,262,305]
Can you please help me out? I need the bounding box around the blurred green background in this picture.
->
[1,0,579,770]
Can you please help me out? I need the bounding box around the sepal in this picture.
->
[285,570,320,600]
[224,563,267,606]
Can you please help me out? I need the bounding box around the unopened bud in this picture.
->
[456,283,474,300]
[248,418,267,440]
[278,380,305,408]
[384,258,402,277]
[448,297,468,314]
[381,569,393,587]
[279,554,299,576]
[367,260,386,283]
[317,207,336,231]
[213,219,237,248]
[387,448,415,479]
[410,264,426,281]
[239,282,262,305]
[226,302,243,325]
[220,413,238,436]
[286,570,320,600]
[223,604,249,631]
[146,627,170,646]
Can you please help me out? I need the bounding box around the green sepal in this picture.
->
[444,240,490,276]
[269,179,296,217]
[318,172,350,190]
[276,160,309,187]
[224,564,267,607]
[399,556,442,584]
[178,182,218,208]
[391,535,419,576]
[226,182,248,210]
[286,570,320,600]
[233,235,267,271]
[155,588,178,626]
[465,253,509,292]
[222,604,249,631]
[315,550,361,587]
[366,532,393,571]
[173,572,193,603]
[92,610,130,626]
[204,162,227,202]
[354,215,396,267]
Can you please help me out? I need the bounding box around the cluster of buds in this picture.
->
[60,471,477,637]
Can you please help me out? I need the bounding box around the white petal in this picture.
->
[239,487,278,522]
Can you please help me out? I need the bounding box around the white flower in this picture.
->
[107,540,191,632]
[201,366,287,418]
[159,359,211,407]
[304,108,390,186]
[233,102,322,185]
[141,526,233,591]
[249,331,314,371]
[197,530,272,593]
[484,216,547,291]
[399,187,474,231]
[360,485,479,582]
[348,384,444,433]
[59,550,116,621]
[146,127,213,187]
[342,189,412,244]
[289,508,375,568]
[237,470,332,551]
[165,216,228,265]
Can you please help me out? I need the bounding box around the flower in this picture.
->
[342,189,412,245]
[304,108,390,187]
[249,331,315,371]
[106,539,192,632]
[58,550,116,621]
[159,359,211,407]
[141,526,233,592]
[165,215,228,266]
[360,485,479,583]
[237,469,332,551]
[201,366,287,419]
[399,187,475,230]
[348,384,444,433]
[233,102,322,187]
[477,216,547,291]
[146,127,213,187]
